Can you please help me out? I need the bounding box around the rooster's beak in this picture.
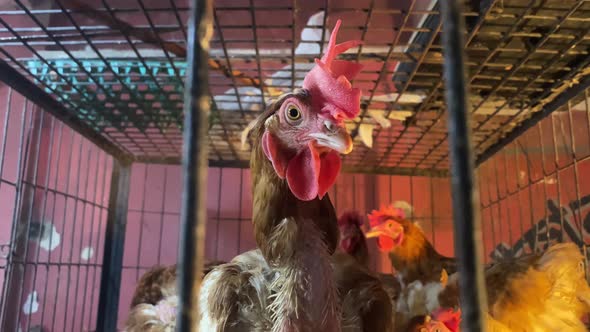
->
[309,120,353,155]
[364,221,404,241]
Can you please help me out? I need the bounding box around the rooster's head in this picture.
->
[259,19,363,201]
[338,210,365,254]
[364,203,412,252]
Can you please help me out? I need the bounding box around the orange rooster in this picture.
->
[198,19,366,331]
[364,204,456,286]
[337,210,370,268]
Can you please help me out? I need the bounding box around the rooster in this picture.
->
[199,19,363,332]
[125,261,223,331]
[338,211,370,268]
[364,204,456,286]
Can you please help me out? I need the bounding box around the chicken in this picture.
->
[124,260,223,331]
[435,242,590,332]
[331,251,395,332]
[338,210,370,268]
[362,204,455,328]
[365,204,590,331]
[364,204,457,286]
[125,294,178,332]
[199,19,363,332]
[415,308,513,332]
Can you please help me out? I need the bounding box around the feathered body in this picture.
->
[125,261,223,331]
[435,242,590,332]
[363,205,455,329]
[199,19,364,332]
[365,205,456,285]
[337,211,370,268]
[129,261,223,307]
[331,252,394,332]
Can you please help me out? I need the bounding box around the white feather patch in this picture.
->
[80,247,94,261]
[23,291,39,315]
[39,223,60,252]
[359,124,375,148]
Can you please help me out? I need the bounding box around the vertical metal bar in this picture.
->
[87,154,111,329]
[157,167,170,265]
[177,0,212,330]
[135,164,149,281]
[214,168,223,260]
[96,158,131,332]
[0,92,29,332]
[440,1,487,331]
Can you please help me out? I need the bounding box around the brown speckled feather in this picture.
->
[332,252,395,332]
[129,260,224,307]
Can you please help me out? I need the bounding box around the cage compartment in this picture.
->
[1,0,590,331]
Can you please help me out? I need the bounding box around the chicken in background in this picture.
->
[364,204,456,286]
[365,203,590,331]
[338,210,370,268]
[434,242,590,332]
[124,260,224,331]
[331,251,395,332]
[199,19,368,331]
[407,308,512,332]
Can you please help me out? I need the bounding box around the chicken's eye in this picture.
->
[286,106,301,121]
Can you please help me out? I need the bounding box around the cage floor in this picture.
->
[1,0,589,175]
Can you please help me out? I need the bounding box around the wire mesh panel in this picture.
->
[1,1,588,175]
[478,86,590,277]
[0,85,113,332]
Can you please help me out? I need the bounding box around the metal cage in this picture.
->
[0,0,589,331]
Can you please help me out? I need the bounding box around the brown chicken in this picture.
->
[198,19,366,332]
[331,251,395,332]
[125,260,223,331]
[338,210,370,268]
[364,204,457,285]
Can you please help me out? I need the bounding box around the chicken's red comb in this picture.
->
[338,210,365,227]
[432,308,461,332]
[367,204,406,227]
[302,19,363,122]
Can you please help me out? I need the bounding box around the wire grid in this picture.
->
[1,0,590,175]
[478,85,590,277]
[0,87,113,332]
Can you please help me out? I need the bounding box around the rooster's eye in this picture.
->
[286,106,301,121]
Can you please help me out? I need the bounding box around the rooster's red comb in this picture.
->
[302,19,363,122]
[432,308,461,332]
[367,205,406,227]
[338,210,365,227]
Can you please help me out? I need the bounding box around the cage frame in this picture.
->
[1,0,590,331]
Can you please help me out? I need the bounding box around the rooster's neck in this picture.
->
[250,137,339,262]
